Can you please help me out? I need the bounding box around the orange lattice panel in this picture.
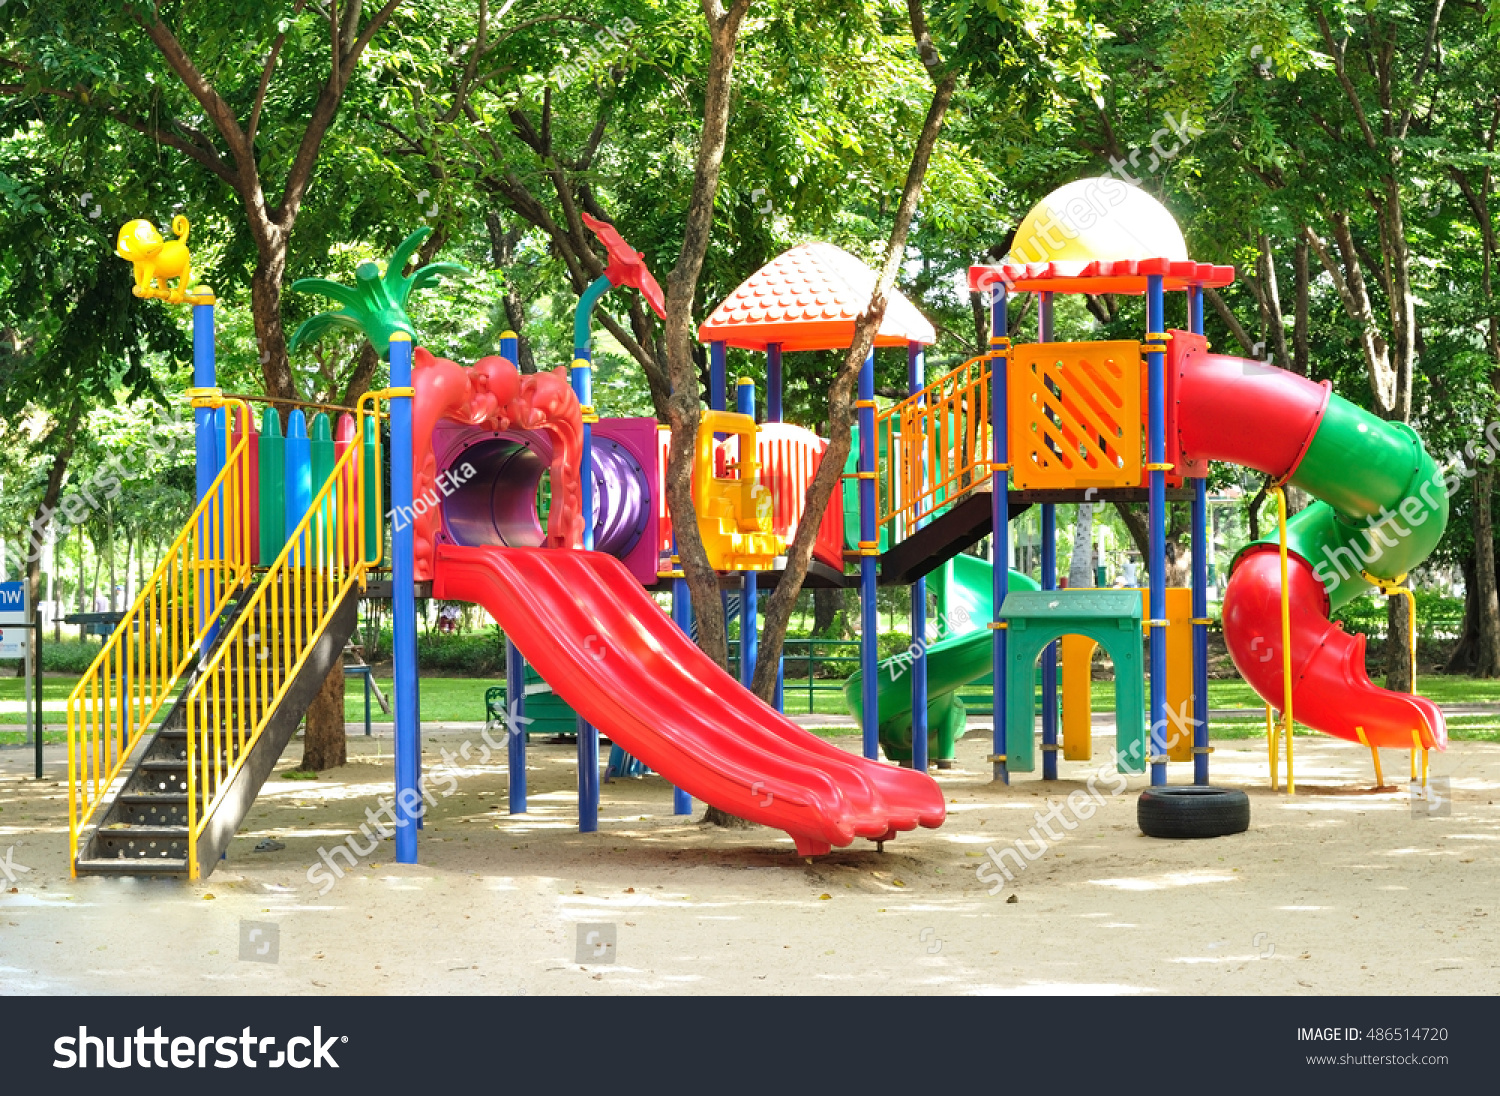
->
[1008,340,1142,490]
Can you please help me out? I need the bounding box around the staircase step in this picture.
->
[91,825,189,863]
[75,857,189,876]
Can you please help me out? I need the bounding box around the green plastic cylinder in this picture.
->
[258,407,285,562]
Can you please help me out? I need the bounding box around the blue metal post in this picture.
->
[192,302,217,652]
[501,330,519,364]
[1189,286,1210,784]
[505,640,528,812]
[572,342,599,832]
[671,572,694,815]
[990,285,1010,784]
[710,341,727,413]
[908,342,929,771]
[1146,275,1169,786]
[858,350,879,760]
[767,343,783,423]
[766,343,785,709]
[390,335,421,862]
[1038,293,1059,780]
[737,378,759,689]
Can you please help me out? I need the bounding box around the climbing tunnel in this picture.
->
[436,419,660,584]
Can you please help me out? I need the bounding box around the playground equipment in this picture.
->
[68,219,944,878]
[859,177,1446,810]
[67,173,1451,875]
[115,216,202,303]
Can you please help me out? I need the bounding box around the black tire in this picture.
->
[1137,785,1250,839]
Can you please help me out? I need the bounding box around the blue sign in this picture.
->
[0,581,25,624]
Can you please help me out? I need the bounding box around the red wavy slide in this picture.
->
[431,543,946,854]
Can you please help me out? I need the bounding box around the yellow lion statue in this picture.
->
[116,215,195,303]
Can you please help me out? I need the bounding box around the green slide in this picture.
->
[844,554,1039,765]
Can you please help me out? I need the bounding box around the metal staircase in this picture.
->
[68,396,382,879]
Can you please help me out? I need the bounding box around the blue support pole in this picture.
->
[670,572,694,815]
[500,330,519,364]
[572,344,600,833]
[1189,287,1210,784]
[908,342,929,772]
[192,302,218,653]
[1038,292,1058,781]
[737,378,759,690]
[858,350,879,761]
[766,343,785,710]
[990,285,1010,784]
[506,639,528,813]
[1146,275,1169,787]
[766,343,783,423]
[390,335,421,862]
[710,341,727,413]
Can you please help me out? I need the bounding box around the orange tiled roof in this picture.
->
[699,243,936,351]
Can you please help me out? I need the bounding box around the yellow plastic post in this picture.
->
[1355,726,1384,789]
[1266,704,1279,791]
[1272,485,1294,795]
[1060,633,1097,760]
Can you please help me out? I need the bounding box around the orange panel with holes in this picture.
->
[1008,340,1142,490]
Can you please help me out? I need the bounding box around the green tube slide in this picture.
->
[844,554,1039,764]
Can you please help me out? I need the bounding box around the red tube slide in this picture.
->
[1175,335,1447,751]
[432,543,946,854]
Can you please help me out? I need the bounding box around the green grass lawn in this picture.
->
[5,671,1499,745]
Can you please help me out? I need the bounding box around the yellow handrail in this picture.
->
[875,353,994,537]
[1270,484,1294,794]
[182,395,384,877]
[66,403,255,872]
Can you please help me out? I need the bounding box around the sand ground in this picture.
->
[1,721,1496,996]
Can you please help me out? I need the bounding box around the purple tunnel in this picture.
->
[432,417,660,585]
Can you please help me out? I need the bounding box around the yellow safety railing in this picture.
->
[876,353,993,537]
[67,402,255,871]
[182,391,384,878]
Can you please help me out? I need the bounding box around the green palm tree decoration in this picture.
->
[288,227,467,358]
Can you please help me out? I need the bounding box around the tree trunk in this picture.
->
[1068,504,1095,587]
[301,666,348,771]
[812,587,842,636]
[485,211,538,374]
[1112,501,1190,587]
[750,2,958,706]
[1468,463,1500,677]
[1446,551,1477,673]
[250,249,298,402]
[26,415,78,620]
[1384,591,1414,692]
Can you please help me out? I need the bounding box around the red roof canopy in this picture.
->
[700,242,936,351]
[968,258,1235,297]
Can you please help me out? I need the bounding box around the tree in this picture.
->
[2,0,411,401]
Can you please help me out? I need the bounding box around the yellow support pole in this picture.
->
[1355,726,1384,789]
[1266,704,1279,792]
[1271,485,1294,794]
